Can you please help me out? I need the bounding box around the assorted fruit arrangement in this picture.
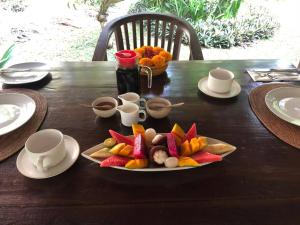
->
[134,46,172,68]
[88,123,235,170]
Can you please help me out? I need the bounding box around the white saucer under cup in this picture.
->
[198,77,241,99]
[17,135,80,179]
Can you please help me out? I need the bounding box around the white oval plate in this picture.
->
[1,62,49,85]
[0,93,36,135]
[265,86,300,126]
[198,76,241,99]
[81,136,236,172]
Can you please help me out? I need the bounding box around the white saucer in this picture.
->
[2,62,49,85]
[16,135,80,179]
[198,77,241,98]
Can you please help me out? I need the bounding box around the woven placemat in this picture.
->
[249,83,300,149]
[0,89,47,161]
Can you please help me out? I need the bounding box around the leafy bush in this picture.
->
[195,6,279,48]
[129,0,279,48]
[129,0,243,21]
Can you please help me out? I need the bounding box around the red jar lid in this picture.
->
[115,50,137,69]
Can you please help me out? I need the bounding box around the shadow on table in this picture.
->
[94,164,221,187]
[197,90,240,104]
[2,73,52,90]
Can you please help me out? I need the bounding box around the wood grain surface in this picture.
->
[0,88,47,161]
[249,83,300,149]
[0,60,300,225]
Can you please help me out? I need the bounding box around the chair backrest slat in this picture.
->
[147,19,151,46]
[115,26,124,50]
[172,26,183,60]
[167,23,175,52]
[124,23,130,49]
[93,12,204,61]
[154,20,159,46]
[140,19,144,46]
[132,21,137,49]
[161,20,166,48]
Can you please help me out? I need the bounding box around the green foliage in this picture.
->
[195,6,279,48]
[129,0,243,21]
[129,0,279,48]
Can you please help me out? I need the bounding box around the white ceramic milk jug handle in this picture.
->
[138,109,147,122]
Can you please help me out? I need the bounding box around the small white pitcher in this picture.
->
[117,102,146,127]
[118,92,146,108]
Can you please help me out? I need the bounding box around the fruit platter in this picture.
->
[81,123,236,172]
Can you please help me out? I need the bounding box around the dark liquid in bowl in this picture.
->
[96,102,115,110]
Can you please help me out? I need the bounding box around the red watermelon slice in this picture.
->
[185,123,197,141]
[109,129,134,145]
[191,151,222,163]
[100,155,130,167]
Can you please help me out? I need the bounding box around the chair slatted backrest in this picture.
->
[93,13,204,61]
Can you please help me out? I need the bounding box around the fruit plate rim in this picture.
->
[81,135,237,172]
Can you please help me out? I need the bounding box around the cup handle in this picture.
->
[36,156,47,171]
[140,66,152,88]
[139,98,146,109]
[138,109,147,122]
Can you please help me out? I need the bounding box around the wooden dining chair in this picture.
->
[92,12,204,61]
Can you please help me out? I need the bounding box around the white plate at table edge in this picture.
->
[1,62,49,85]
[198,76,241,99]
[81,136,236,172]
[17,135,80,179]
[265,86,300,126]
[0,93,36,135]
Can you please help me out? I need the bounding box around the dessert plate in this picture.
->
[265,86,300,126]
[198,77,241,98]
[16,135,80,179]
[0,93,36,135]
[81,136,236,172]
[1,62,49,85]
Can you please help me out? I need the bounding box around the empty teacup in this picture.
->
[117,102,146,127]
[92,97,118,118]
[207,68,235,93]
[25,129,66,171]
[118,92,146,108]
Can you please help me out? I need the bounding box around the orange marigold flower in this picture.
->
[159,50,172,62]
[139,57,154,67]
[134,47,145,56]
[144,46,153,51]
[153,47,164,55]
[152,55,165,68]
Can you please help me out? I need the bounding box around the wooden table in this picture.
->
[1,60,300,225]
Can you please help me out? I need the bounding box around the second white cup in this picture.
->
[117,102,146,127]
[207,68,235,93]
[25,129,66,171]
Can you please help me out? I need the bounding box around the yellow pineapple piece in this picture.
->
[110,143,126,155]
[119,145,134,157]
[125,159,148,169]
[178,157,199,167]
[181,140,192,156]
[198,136,208,150]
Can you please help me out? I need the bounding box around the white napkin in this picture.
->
[247,70,300,82]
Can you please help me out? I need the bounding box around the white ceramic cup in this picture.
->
[117,102,147,127]
[25,129,66,171]
[207,68,235,93]
[118,92,146,108]
[92,97,118,118]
